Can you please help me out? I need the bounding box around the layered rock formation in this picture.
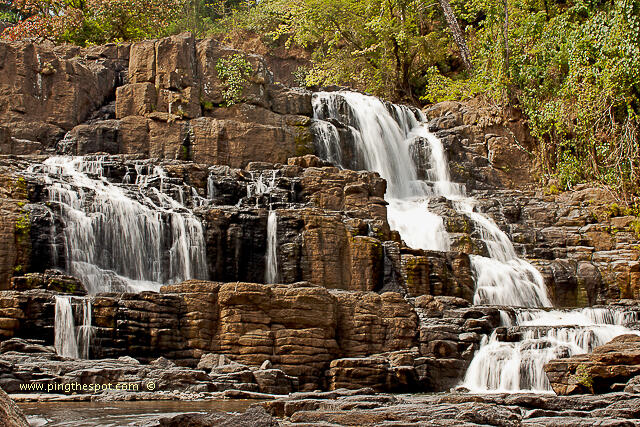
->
[423,100,640,304]
[545,334,640,395]
[0,281,417,390]
[261,388,640,426]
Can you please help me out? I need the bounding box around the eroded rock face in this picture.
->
[0,286,506,392]
[0,161,30,290]
[423,100,535,191]
[544,334,640,395]
[0,40,126,152]
[0,282,418,390]
[471,186,640,305]
[106,34,315,167]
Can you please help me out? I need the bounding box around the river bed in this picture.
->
[18,399,258,426]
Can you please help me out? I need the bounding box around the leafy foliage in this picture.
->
[220,0,454,101]
[434,0,640,195]
[1,0,185,43]
[215,53,253,106]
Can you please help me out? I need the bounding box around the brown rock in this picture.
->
[545,334,640,395]
[0,40,117,149]
[0,387,28,427]
[115,83,157,118]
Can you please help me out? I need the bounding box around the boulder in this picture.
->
[157,406,279,427]
[0,387,28,427]
[624,375,640,393]
[0,338,54,354]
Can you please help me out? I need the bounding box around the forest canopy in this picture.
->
[2,0,640,195]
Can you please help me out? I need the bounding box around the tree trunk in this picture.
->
[439,0,473,70]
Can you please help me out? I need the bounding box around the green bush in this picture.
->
[215,54,253,106]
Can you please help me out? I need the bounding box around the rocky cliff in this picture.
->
[0,32,639,402]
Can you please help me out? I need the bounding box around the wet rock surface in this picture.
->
[1,32,640,424]
[545,334,640,395]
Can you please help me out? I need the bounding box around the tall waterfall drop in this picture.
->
[54,296,92,359]
[265,210,279,284]
[28,156,209,294]
[311,91,639,393]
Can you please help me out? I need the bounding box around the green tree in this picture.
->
[2,0,185,43]
[251,0,454,101]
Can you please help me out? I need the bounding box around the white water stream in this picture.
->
[54,295,92,359]
[265,210,279,284]
[311,90,639,393]
[29,156,208,294]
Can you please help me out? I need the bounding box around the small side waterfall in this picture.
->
[54,296,92,359]
[463,308,639,392]
[77,298,93,359]
[265,210,279,284]
[28,156,208,294]
[54,296,78,358]
[311,90,640,393]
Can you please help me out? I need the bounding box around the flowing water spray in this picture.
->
[464,307,639,392]
[29,156,208,294]
[313,91,450,251]
[311,90,639,393]
[54,296,78,358]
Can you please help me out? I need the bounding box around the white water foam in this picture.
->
[29,156,208,294]
[463,307,640,392]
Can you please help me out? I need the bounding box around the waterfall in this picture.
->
[265,210,279,284]
[311,90,639,393]
[313,91,450,251]
[77,298,93,359]
[463,307,639,392]
[54,296,78,358]
[312,91,547,305]
[28,156,208,294]
[54,295,92,359]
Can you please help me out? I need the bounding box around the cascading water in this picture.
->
[265,210,279,284]
[464,307,639,392]
[311,90,639,393]
[77,298,93,359]
[312,91,546,305]
[28,156,208,294]
[313,91,450,251]
[54,295,92,359]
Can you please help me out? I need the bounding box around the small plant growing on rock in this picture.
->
[544,184,560,195]
[216,54,253,107]
[571,365,594,392]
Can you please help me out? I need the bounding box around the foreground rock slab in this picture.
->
[0,346,297,396]
[545,334,640,395]
[260,388,640,426]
